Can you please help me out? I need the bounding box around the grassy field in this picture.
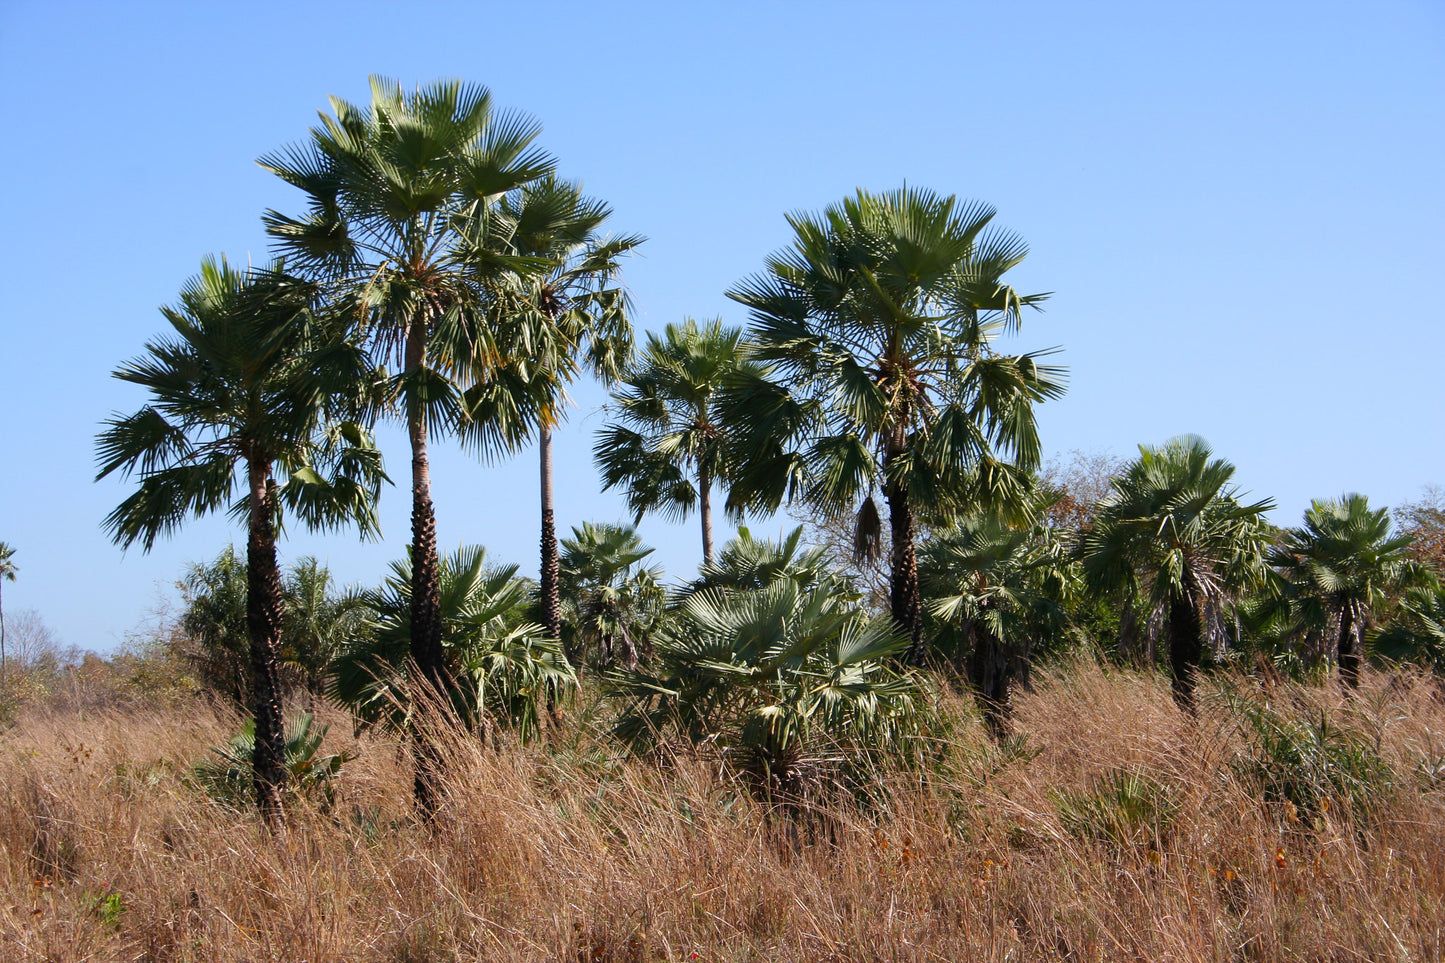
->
[3,662,1444,961]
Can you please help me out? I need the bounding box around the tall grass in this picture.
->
[3,662,1444,960]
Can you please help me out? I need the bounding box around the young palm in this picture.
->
[557,522,665,670]
[727,187,1066,662]
[921,514,1073,736]
[1266,494,1416,688]
[595,318,763,568]
[473,176,641,647]
[262,78,555,811]
[330,545,573,745]
[1081,437,1273,711]
[0,542,16,699]
[96,257,384,822]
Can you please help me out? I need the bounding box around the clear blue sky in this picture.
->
[1,1,1441,652]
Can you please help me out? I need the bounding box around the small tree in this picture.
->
[0,542,17,701]
[1081,437,1273,712]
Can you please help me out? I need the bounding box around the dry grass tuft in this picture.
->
[3,664,1444,961]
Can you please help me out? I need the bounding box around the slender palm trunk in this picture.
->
[699,462,715,569]
[540,425,562,646]
[1,582,7,702]
[883,445,925,663]
[1337,605,1361,690]
[1168,591,1203,714]
[405,321,447,816]
[245,457,287,826]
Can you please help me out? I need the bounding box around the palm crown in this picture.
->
[727,187,1065,658]
[596,318,762,566]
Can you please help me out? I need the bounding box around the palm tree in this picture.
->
[557,522,665,670]
[476,176,641,647]
[96,257,384,822]
[726,187,1066,662]
[1266,494,1416,688]
[595,318,764,568]
[682,525,838,598]
[0,542,16,700]
[1081,437,1273,712]
[920,514,1073,737]
[260,79,555,810]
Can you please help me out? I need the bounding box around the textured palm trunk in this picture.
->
[405,321,447,816]
[1337,606,1361,690]
[699,463,715,569]
[539,425,562,645]
[1168,592,1204,714]
[883,443,925,663]
[245,457,287,826]
[965,617,1010,739]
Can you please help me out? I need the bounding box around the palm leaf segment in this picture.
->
[725,186,1066,520]
[329,545,573,742]
[557,522,664,669]
[96,257,385,549]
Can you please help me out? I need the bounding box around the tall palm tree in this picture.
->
[260,77,554,811]
[727,187,1066,661]
[1266,494,1416,688]
[475,176,641,647]
[920,514,1073,737]
[0,542,16,700]
[1081,437,1273,711]
[96,257,384,822]
[595,318,764,568]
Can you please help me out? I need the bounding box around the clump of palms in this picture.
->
[96,257,383,823]
[192,711,356,813]
[1081,436,1273,712]
[557,522,665,671]
[610,580,926,800]
[329,545,572,745]
[727,187,1066,661]
[596,318,761,568]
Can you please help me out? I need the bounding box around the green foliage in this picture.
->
[329,545,574,743]
[192,711,354,811]
[681,525,841,599]
[1259,494,1419,680]
[558,523,666,670]
[595,318,761,536]
[1372,585,1445,673]
[1053,768,1181,847]
[610,580,928,798]
[1221,690,1393,820]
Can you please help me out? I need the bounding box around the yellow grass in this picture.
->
[3,662,1444,961]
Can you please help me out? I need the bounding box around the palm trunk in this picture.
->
[245,456,287,826]
[405,321,447,816]
[1337,605,1361,690]
[883,450,925,664]
[965,616,1010,739]
[699,463,715,569]
[540,425,562,645]
[1168,591,1203,715]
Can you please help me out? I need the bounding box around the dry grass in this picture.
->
[3,663,1445,961]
